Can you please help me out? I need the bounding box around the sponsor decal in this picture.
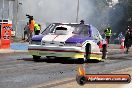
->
[31,35,43,42]
[66,35,93,43]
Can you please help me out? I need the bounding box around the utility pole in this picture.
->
[15,0,18,37]
[14,0,22,37]
[8,0,11,20]
[76,0,79,23]
[2,0,5,23]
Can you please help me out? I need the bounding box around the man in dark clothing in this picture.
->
[80,20,84,24]
[124,29,132,53]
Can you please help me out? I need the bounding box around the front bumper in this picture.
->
[28,45,102,60]
[28,45,85,59]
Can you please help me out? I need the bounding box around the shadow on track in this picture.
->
[108,57,132,60]
[20,57,100,64]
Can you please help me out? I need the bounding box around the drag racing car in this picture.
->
[28,23,107,62]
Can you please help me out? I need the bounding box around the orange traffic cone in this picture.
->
[120,39,125,49]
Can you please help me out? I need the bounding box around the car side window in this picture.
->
[97,30,103,40]
[91,27,96,39]
[91,26,99,40]
[96,30,100,39]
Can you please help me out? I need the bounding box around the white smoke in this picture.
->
[21,0,95,23]
[16,0,124,37]
[112,0,119,4]
[108,0,119,7]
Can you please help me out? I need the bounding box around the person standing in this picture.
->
[80,20,84,24]
[23,22,29,41]
[118,32,124,44]
[29,16,35,43]
[124,29,132,53]
[38,24,41,33]
[104,26,112,44]
[34,23,41,35]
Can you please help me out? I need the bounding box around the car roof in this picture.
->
[51,23,90,26]
[52,23,99,31]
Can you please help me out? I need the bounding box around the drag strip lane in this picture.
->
[0,52,132,88]
[29,58,132,88]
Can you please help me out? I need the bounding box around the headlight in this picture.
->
[31,41,41,45]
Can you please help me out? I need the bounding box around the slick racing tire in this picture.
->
[33,55,41,62]
[46,56,54,59]
[78,58,85,64]
[76,75,87,85]
[102,44,107,59]
[85,43,91,62]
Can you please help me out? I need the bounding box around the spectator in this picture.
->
[104,26,112,44]
[23,22,29,41]
[34,23,41,35]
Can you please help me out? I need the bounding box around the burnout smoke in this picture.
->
[21,0,95,23]
[18,0,125,35]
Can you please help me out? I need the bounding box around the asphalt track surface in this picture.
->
[0,51,132,88]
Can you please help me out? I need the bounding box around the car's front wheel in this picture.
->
[85,43,91,62]
[102,44,107,59]
[78,58,85,63]
[33,55,41,62]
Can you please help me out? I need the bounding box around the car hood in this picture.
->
[31,35,43,42]
[42,34,93,44]
[42,34,74,42]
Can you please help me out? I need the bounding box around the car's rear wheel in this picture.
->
[46,56,54,59]
[33,55,41,62]
[78,58,85,64]
[102,44,107,59]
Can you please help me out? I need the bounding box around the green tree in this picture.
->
[128,0,132,5]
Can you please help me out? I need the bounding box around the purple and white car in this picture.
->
[28,23,107,62]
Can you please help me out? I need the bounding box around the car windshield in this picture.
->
[56,27,67,30]
[41,23,56,35]
[72,25,89,36]
[41,23,89,36]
